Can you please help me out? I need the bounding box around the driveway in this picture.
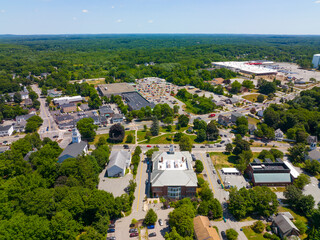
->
[98,169,133,197]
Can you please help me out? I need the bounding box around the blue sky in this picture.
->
[0,0,319,35]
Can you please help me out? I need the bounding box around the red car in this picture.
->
[130,232,139,237]
[147,145,152,148]
[208,114,215,118]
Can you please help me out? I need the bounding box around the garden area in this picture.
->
[90,130,136,145]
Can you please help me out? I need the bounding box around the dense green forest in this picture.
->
[0,34,320,94]
[0,133,136,239]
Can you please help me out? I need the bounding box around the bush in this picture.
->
[251,221,265,233]
[195,160,204,173]
[263,233,272,239]
[126,134,134,143]
[197,176,205,187]
[266,225,271,232]
[131,218,138,224]
[226,228,238,240]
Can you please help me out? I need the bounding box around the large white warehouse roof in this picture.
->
[212,61,278,75]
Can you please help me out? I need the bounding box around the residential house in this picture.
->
[92,116,101,125]
[215,101,225,107]
[306,149,320,162]
[16,113,36,125]
[106,151,132,177]
[225,97,239,105]
[112,114,124,123]
[272,215,300,239]
[278,212,294,220]
[61,103,77,113]
[275,129,284,141]
[257,110,264,118]
[307,136,317,150]
[193,216,220,240]
[248,124,257,135]
[245,160,293,186]
[218,115,230,126]
[22,98,33,107]
[240,86,249,93]
[58,128,88,163]
[0,125,14,137]
[150,147,198,199]
[100,115,108,125]
[231,112,244,123]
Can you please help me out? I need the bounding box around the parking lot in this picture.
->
[218,170,249,189]
[303,176,320,206]
[98,168,133,197]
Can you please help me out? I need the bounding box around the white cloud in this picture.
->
[148,20,154,24]
[82,9,88,13]
[111,6,115,9]
[73,17,77,21]
[116,19,123,23]
[315,0,320,3]
[0,9,5,13]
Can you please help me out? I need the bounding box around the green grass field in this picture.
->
[243,226,266,240]
[242,94,260,103]
[90,130,136,145]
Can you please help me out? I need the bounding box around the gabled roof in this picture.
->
[275,128,284,135]
[307,136,317,144]
[193,216,220,240]
[58,141,87,160]
[107,150,131,171]
[273,215,299,235]
[308,149,320,160]
[248,124,257,131]
[0,125,13,131]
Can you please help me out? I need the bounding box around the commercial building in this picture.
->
[246,159,292,186]
[312,54,320,68]
[58,128,88,163]
[53,96,83,106]
[97,83,135,97]
[0,125,14,137]
[193,216,220,240]
[150,147,198,199]
[47,89,62,98]
[60,103,77,113]
[99,105,114,117]
[213,61,277,76]
[111,114,125,123]
[106,151,131,177]
[122,92,155,111]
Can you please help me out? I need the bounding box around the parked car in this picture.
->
[147,145,152,148]
[147,225,155,229]
[107,237,116,240]
[149,232,157,237]
[217,179,221,184]
[130,233,139,237]
[200,146,205,148]
[159,219,163,226]
[206,153,210,157]
[129,223,135,228]
[123,145,129,149]
[107,229,115,233]
[125,128,130,130]
[53,135,58,138]
[209,113,215,117]
[129,228,137,233]
[109,224,115,228]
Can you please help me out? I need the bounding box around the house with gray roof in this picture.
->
[58,129,87,163]
[150,147,198,199]
[306,149,320,162]
[0,125,13,137]
[307,136,317,150]
[248,124,257,135]
[272,214,300,238]
[106,151,131,177]
[275,129,284,141]
[99,105,114,117]
[231,112,245,123]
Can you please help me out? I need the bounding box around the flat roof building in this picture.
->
[97,83,135,97]
[246,160,292,186]
[150,147,197,199]
[213,61,277,75]
[53,96,83,106]
[122,92,155,111]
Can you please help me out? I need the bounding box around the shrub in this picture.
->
[251,221,265,233]
[195,160,204,173]
[263,232,272,239]
[226,228,238,240]
[266,225,271,232]
[197,176,205,187]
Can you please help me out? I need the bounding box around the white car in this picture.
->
[159,219,163,226]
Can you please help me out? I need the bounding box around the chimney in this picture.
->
[160,157,163,162]
[182,157,184,162]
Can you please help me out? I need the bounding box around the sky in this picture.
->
[0,0,320,35]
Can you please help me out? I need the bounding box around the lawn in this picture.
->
[209,152,260,169]
[278,206,308,224]
[147,134,174,144]
[243,226,267,240]
[90,130,136,145]
[242,94,260,103]
[248,116,260,125]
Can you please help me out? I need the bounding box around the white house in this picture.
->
[0,125,14,137]
[106,151,131,177]
[275,129,284,141]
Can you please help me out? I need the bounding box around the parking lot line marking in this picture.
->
[136,159,143,211]
[201,153,215,194]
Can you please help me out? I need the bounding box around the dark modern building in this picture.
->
[122,92,155,111]
[245,159,293,186]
